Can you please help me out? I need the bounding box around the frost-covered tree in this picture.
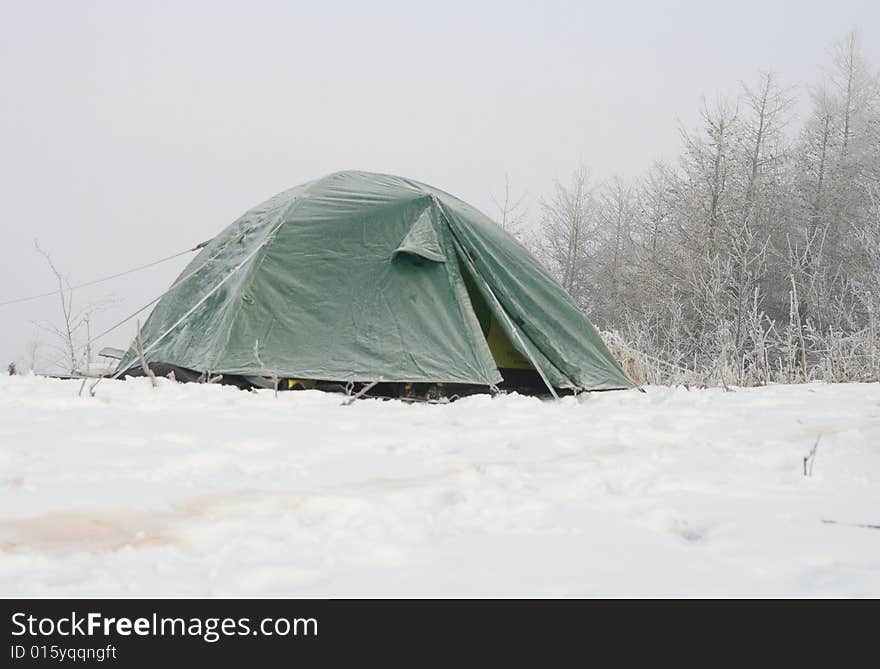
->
[537,164,598,307]
[492,173,529,237]
[526,31,880,386]
[591,175,638,326]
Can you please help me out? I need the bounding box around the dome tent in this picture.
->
[116,171,632,394]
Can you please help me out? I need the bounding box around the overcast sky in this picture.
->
[1,0,878,369]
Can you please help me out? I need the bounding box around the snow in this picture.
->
[1,375,878,597]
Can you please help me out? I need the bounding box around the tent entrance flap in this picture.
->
[459,262,533,371]
[449,236,562,398]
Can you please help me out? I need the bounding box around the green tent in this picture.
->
[117,171,632,392]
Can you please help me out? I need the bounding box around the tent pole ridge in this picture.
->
[437,202,561,400]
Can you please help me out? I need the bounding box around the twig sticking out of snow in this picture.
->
[341,378,383,406]
[253,339,279,398]
[803,435,820,477]
[135,320,157,389]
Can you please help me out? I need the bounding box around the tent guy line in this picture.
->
[84,239,246,348]
[0,241,209,308]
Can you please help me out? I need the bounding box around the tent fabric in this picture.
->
[116,171,632,391]
[392,208,447,263]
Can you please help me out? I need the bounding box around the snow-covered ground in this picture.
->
[0,375,878,597]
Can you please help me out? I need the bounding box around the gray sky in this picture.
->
[1,0,878,369]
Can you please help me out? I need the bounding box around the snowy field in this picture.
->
[0,375,878,597]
